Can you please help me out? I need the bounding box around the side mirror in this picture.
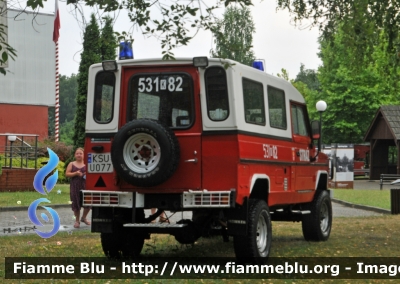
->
[311,120,320,139]
[310,120,322,162]
[329,157,335,180]
[311,101,327,161]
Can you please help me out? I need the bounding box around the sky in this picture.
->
[22,0,322,79]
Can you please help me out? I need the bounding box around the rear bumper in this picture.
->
[82,189,235,209]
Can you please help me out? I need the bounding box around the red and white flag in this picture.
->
[53,0,60,43]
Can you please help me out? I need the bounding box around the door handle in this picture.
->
[184,158,198,164]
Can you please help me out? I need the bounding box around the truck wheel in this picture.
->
[174,220,201,244]
[111,119,180,187]
[233,199,272,262]
[101,209,146,259]
[302,190,332,241]
[101,231,145,259]
[121,232,145,258]
[101,232,121,259]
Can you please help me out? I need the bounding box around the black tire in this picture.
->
[174,220,201,244]
[233,199,272,263]
[101,209,146,259]
[302,190,332,241]
[101,231,145,259]
[121,232,145,258]
[101,232,122,259]
[111,119,180,187]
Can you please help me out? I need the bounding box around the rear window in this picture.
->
[128,73,194,128]
[93,71,115,123]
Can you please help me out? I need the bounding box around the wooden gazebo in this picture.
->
[364,106,400,179]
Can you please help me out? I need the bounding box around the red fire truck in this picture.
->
[82,57,332,261]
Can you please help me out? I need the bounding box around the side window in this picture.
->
[267,86,287,129]
[291,104,309,136]
[243,78,265,125]
[94,71,115,123]
[205,67,229,121]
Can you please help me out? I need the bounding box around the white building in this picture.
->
[0,8,55,139]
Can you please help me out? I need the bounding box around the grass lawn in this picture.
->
[333,189,390,210]
[0,184,70,207]
[1,215,400,283]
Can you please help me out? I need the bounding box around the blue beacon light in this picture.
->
[252,60,265,71]
[119,41,134,60]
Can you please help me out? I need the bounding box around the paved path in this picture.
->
[0,200,384,237]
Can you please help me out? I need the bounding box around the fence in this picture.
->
[0,133,39,170]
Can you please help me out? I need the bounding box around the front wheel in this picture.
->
[302,190,332,241]
[233,199,272,263]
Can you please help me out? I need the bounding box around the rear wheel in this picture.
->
[101,232,121,259]
[101,231,145,259]
[121,232,145,258]
[302,190,332,241]
[233,199,272,263]
[101,209,146,259]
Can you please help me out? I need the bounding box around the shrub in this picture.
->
[37,137,73,162]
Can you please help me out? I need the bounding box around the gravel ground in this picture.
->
[331,201,384,217]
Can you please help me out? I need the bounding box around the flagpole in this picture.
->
[55,39,60,142]
[53,0,60,142]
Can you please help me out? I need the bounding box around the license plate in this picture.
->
[88,153,113,173]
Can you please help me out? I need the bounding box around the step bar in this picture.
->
[124,223,187,228]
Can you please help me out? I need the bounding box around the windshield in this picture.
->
[128,73,194,128]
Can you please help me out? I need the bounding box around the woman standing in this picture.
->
[66,147,91,228]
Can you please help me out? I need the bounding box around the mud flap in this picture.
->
[91,207,114,233]
[226,199,248,236]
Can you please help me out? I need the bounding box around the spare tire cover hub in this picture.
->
[123,133,161,173]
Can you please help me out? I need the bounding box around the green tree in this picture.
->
[61,119,75,146]
[294,64,320,92]
[276,0,400,69]
[277,68,290,81]
[73,14,101,149]
[369,30,400,104]
[211,6,255,66]
[59,74,78,146]
[317,25,382,144]
[277,67,320,121]
[59,74,78,123]
[293,64,321,121]
[100,16,116,61]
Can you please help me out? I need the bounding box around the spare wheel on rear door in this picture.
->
[111,119,180,187]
